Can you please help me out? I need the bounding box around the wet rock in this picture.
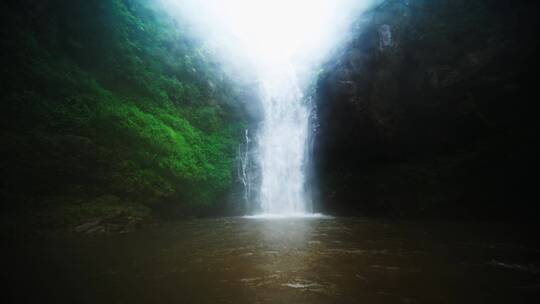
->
[74,220,101,233]
[378,24,393,50]
[74,211,144,234]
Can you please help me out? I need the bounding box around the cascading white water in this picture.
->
[238,129,252,205]
[257,64,311,215]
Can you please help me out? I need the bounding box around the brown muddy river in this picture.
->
[6,217,540,303]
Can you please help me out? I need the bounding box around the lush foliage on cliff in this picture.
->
[1,0,246,225]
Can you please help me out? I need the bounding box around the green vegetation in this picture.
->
[1,0,246,227]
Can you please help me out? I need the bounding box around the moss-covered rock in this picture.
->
[0,0,248,227]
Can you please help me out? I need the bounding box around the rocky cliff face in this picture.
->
[315,0,539,219]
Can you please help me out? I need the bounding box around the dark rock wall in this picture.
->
[315,0,539,219]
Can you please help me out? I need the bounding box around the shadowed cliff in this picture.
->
[315,0,539,219]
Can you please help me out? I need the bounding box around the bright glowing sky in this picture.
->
[159,0,378,71]
[205,0,338,64]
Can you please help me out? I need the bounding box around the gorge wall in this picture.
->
[315,0,539,219]
[0,0,252,230]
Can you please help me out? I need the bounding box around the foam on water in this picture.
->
[243,213,332,220]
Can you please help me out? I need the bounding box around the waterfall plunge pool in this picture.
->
[6,217,539,303]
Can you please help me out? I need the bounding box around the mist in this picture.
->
[155,0,381,85]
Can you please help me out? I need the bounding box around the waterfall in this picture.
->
[158,0,381,216]
[238,129,253,207]
[255,63,313,215]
